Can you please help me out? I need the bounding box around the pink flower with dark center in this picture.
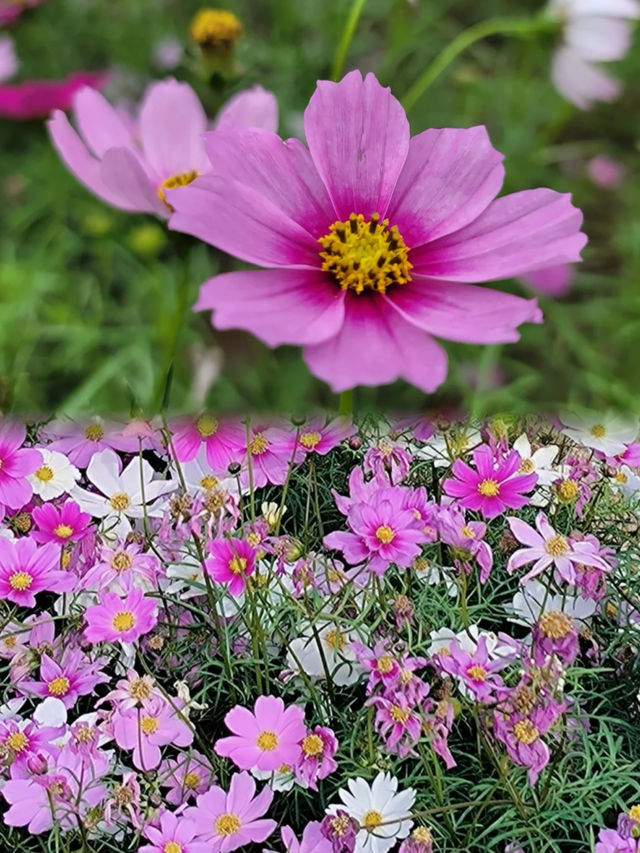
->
[506,513,611,585]
[443,445,537,519]
[48,79,277,218]
[31,500,92,545]
[19,648,108,708]
[215,695,306,772]
[0,537,74,607]
[171,70,586,392]
[205,537,257,596]
[0,421,42,515]
[112,696,193,771]
[83,588,158,644]
[184,771,276,851]
[296,417,356,456]
[140,810,210,853]
[171,414,245,471]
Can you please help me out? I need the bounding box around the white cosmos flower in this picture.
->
[513,433,567,507]
[416,427,482,467]
[327,772,416,853]
[28,449,80,500]
[549,0,640,109]
[560,412,638,456]
[611,465,640,499]
[509,578,597,628]
[174,447,244,498]
[72,448,178,520]
[428,624,517,660]
[286,621,363,687]
[413,559,457,597]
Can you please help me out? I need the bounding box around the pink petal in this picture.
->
[138,78,209,179]
[215,85,279,133]
[551,47,620,110]
[203,128,335,237]
[304,70,409,220]
[194,269,345,347]
[72,86,134,158]
[169,177,319,267]
[387,277,541,343]
[303,294,447,392]
[388,126,504,246]
[100,147,168,217]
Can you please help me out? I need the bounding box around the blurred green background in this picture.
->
[1,0,638,416]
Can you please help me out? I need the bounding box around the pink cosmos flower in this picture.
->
[215,695,306,772]
[112,697,193,771]
[31,500,92,545]
[364,437,412,484]
[493,702,564,785]
[83,588,158,644]
[205,537,257,596]
[521,264,574,298]
[266,823,334,853]
[588,155,626,189]
[0,718,62,770]
[596,812,640,853]
[295,726,338,789]
[506,513,611,585]
[172,414,245,471]
[0,71,105,120]
[0,421,42,515]
[442,445,537,519]
[0,0,48,26]
[238,422,304,488]
[369,693,423,757]
[48,79,277,218]
[0,35,17,83]
[437,505,493,582]
[19,648,108,708]
[140,810,210,853]
[296,417,356,456]
[172,70,586,392]
[184,771,276,851]
[80,540,160,594]
[0,537,74,606]
[437,636,509,703]
[160,750,215,805]
[44,416,149,467]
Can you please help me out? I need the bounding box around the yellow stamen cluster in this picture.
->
[256,731,279,751]
[215,813,241,836]
[112,611,136,632]
[190,9,242,49]
[513,719,539,744]
[110,492,131,512]
[111,551,133,572]
[325,628,345,651]
[157,170,201,210]
[590,424,606,438]
[249,433,269,455]
[538,610,572,639]
[362,810,383,829]
[184,771,201,789]
[545,535,569,557]
[6,731,28,753]
[629,805,640,821]
[163,842,183,853]
[140,716,159,735]
[377,655,394,673]
[319,213,412,294]
[390,705,411,723]
[85,424,104,441]
[9,571,32,591]
[375,525,395,544]
[300,431,322,449]
[200,475,219,490]
[556,480,579,502]
[196,414,219,437]
[228,556,247,575]
[34,465,54,482]
[477,479,500,497]
[54,524,74,539]
[330,814,352,837]
[129,676,154,702]
[518,458,535,474]
[47,676,70,697]
[301,734,324,757]
[467,665,488,682]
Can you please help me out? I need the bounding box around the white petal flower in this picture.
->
[29,449,80,501]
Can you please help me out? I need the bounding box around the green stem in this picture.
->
[331,0,368,81]
[338,389,353,416]
[401,15,553,112]
[152,252,191,414]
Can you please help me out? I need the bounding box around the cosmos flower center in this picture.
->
[85,424,104,441]
[110,492,131,512]
[538,610,572,639]
[556,480,578,502]
[413,827,433,843]
[158,170,201,211]
[215,812,242,836]
[48,676,70,696]
[112,610,136,632]
[190,9,243,48]
[8,571,32,591]
[518,458,535,474]
[467,664,488,682]
[6,731,28,753]
[249,433,269,455]
[325,628,345,651]
[300,431,322,449]
[163,843,183,853]
[74,724,95,743]
[477,478,500,497]
[200,475,219,490]
[54,524,74,539]
[301,733,324,756]
[375,525,395,544]
[129,676,153,702]
[330,814,352,837]
[390,705,411,723]
[196,414,219,437]
[141,716,159,735]
[319,213,412,295]
[377,655,394,673]
[513,719,539,744]
[256,730,279,751]
[461,525,476,539]
[545,535,569,557]
[615,471,628,484]
[362,809,383,829]
[34,464,55,482]
[228,556,247,575]
[589,424,606,438]
[629,805,640,821]
[111,551,133,571]
[184,771,200,789]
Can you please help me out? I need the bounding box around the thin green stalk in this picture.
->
[338,389,353,416]
[331,0,368,82]
[401,15,553,112]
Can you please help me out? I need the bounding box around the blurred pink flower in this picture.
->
[0,35,17,82]
[520,263,574,297]
[0,0,47,26]
[549,0,640,109]
[587,155,626,189]
[48,78,278,217]
[0,70,105,119]
[172,70,586,393]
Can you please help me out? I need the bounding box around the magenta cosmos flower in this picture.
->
[48,78,277,218]
[0,71,105,120]
[0,537,74,607]
[31,500,92,545]
[140,810,209,853]
[205,537,257,596]
[215,695,306,772]
[0,420,42,514]
[83,588,158,644]
[442,445,537,519]
[185,771,276,852]
[172,414,245,472]
[0,0,48,26]
[169,70,586,392]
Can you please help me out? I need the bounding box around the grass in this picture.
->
[0,0,639,415]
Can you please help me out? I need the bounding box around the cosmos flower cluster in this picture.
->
[0,411,639,850]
